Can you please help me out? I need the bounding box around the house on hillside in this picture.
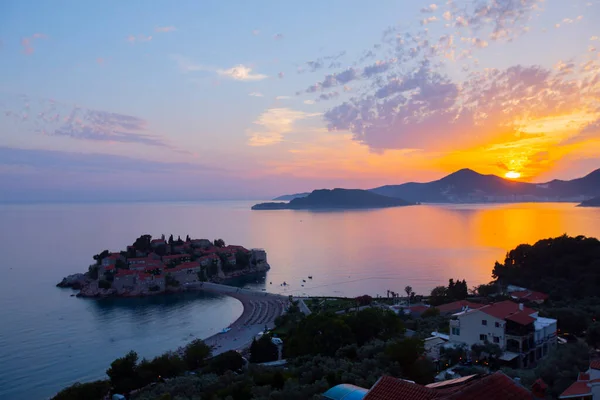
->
[150,239,166,248]
[322,371,537,399]
[435,300,485,315]
[101,253,125,267]
[448,300,557,368]
[560,360,600,399]
[510,290,549,304]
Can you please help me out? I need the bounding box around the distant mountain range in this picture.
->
[272,192,311,201]
[253,189,415,210]
[274,168,600,204]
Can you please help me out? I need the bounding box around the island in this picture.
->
[578,196,600,207]
[272,192,310,201]
[252,188,415,210]
[57,235,270,297]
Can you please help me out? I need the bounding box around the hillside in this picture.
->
[252,189,414,210]
[272,192,310,201]
[370,168,600,203]
[579,196,600,207]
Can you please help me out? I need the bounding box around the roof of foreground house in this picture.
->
[510,290,548,302]
[436,301,484,314]
[322,384,369,400]
[362,372,532,400]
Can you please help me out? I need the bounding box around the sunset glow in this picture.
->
[0,0,599,200]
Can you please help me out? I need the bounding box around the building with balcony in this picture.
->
[447,300,557,368]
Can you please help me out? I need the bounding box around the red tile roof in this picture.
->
[441,371,532,399]
[115,269,137,277]
[409,305,430,313]
[578,373,590,381]
[478,301,535,325]
[436,301,484,314]
[505,311,536,325]
[510,290,548,302]
[559,381,591,398]
[364,372,532,400]
[103,265,115,271]
[364,376,438,400]
[590,360,600,370]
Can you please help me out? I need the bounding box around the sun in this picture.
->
[505,171,521,179]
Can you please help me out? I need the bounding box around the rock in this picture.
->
[56,273,87,288]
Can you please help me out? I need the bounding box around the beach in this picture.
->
[187,282,289,355]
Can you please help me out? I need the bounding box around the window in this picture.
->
[452,327,460,336]
[495,322,501,328]
[482,319,488,326]
[493,336,500,343]
[480,334,487,341]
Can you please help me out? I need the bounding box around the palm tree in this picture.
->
[405,286,413,306]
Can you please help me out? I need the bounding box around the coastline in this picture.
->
[186,282,288,356]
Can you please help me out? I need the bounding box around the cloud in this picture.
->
[155,26,176,33]
[303,100,315,105]
[421,4,438,13]
[318,92,339,101]
[443,11,452,20]
[252,29,260,36]
[421,16,438,25]
[170,56,267,81]
[96,58,105,65]
[127,34,152,44]
[20,33,47,54]
[273,33,284,40]
[278,72,285,79]
[216,65,268,81]
[249,92,264,97]
[275,96,291,100]
[247,108,320,146]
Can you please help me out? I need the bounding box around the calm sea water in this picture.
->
[1,201,600,399]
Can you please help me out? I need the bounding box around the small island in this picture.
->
[57,235,270,297]
[578,196,600,207]
[252,188,415,210]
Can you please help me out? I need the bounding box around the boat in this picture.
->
[308,276,313,279]
[302,279,306,282]
[220,327,231,334]
[283,281,287,286]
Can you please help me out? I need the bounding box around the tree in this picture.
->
[165,275,180,287]
[429,286,448,306]
[421,307,440,318]
[106,350,139,394]
[92,250,109,265]
[132,235,152,253]
[98,280,111,289]
[214,238,226,248]
[473,282,497,297]
[185,234,190,242]
[207,350,244,375]
[183,339,212,370]
[250,335,279,363]
[586,322,600,349]
[385,337,425,371]
[168,234,174,245]
[88,265,99,280]
[52,380,111,400]
[138,352,185,385]
[405,286,413,305]
[161,234,165,240]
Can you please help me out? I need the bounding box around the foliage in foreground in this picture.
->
[52,380,111,400]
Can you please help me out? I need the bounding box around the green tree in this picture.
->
[168,234,174,245]
[51,380,110,400]
[106,350,139,394]
[385,337,425,371]
[250,335,279,363]
[429,286,448,306]
[92,250,109,266]
[137,352,185,384]
[421,307,440,318]
[88,265,99,280]
[405,285,413,305]
[546,308,589,336]
[207,350,244,375]
[586,322,600,349]
[214,238,226,248]
[183,339,212,370]
[235,251,251,268]
[165,275,180,287]
[115,259,128,270]
[98,280,111,289]
[284,313,354,357]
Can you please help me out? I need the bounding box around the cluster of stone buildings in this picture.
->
[96,237,268,295]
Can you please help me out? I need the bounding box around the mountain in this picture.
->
[579,196,600,207]
[252,189,414,210]
[370,168,600,203]
[272,192,310,201]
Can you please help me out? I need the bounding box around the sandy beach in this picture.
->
[187,282,289,355]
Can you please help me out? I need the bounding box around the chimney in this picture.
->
[519,303,524,311]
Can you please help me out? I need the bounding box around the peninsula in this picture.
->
[579,196,600,207]
[252,188,414,210]
[57,235,270,297]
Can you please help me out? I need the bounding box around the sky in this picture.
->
[1,0,600,201]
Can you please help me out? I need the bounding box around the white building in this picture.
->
[448,300,557,368]
[560,360,600,399]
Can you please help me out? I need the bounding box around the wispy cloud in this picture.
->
[273,33,284,40]
[216,65,268,81]
[155,26,176,33]
[247,108,320,146]
[421,4,438,13]
[249,92,264,97]
[275,96,291,100]
[421,16,438,25]
[278,72,285,79]
[21,33,47,55]
[252,29,260,36]
[127,34,152,44]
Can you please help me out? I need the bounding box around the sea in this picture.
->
[1,201,600,399]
